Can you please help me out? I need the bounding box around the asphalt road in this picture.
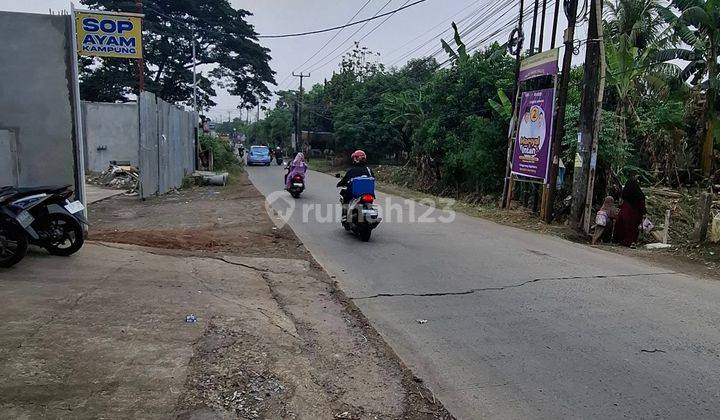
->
[248,164,720,419]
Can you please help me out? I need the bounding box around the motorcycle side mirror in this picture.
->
[334,173,341,178]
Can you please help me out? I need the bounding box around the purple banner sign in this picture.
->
[511,88,555,181]
[518,48,559,81]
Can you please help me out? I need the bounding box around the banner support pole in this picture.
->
[69,2,87,219]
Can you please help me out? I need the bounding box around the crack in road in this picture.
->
[91,241,276,273]
[351,271,677,300]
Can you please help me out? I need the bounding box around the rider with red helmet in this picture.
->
[337,150,374,206]
[337,150,373,188]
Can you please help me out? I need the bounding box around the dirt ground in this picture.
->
[83,172,451,419]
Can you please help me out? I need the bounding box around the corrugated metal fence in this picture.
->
[139,92,197,199]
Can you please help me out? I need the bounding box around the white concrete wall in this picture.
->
[0,12,77,188]
[82,102,139,172]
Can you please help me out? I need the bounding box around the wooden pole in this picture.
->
[543,0,579,222]
[538,0,548,52]
[662,209,671,244]
[501,0,526,208]
[571,0,606,233]
[693,192,713,242]
[136,0,145,92]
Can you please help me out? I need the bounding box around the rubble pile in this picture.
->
[88,164,140,192]
[645,187,704,244]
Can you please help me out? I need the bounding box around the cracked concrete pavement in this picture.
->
[1,175,452,419]
[249,165,720,419]
[350,271,678,300]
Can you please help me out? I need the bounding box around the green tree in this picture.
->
[604,0,677,145]
[659,0,720,175]
[79,0,275,109]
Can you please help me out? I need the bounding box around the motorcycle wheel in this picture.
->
[0,221,28,268]
[358,225,372,242]
[291,191,301,199]
[43,213,84,256]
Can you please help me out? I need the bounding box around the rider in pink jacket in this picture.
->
[285,152,307,189]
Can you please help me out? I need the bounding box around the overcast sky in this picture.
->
[1,0,583,122]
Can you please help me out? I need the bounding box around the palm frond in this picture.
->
[681,6,713,28]
[441,39,458,62]
[673,21,701,46]
[680,59,706,81]
[672,0,703,12]
[655,47,697,61]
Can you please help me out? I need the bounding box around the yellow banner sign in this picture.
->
[75,11,143,59]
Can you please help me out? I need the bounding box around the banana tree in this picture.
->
[604,0,677,144]
[441,22,469,66]
[659,0,720,176]
[383,91,425,151]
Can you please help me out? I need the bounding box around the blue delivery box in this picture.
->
[350,176,375,198]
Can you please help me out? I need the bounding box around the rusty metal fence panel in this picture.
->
[138,92,196,199]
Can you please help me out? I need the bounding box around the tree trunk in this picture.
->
[617,101,627,146]
[702,37,718,177]
[702,119,715,177]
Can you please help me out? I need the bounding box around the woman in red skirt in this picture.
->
[613,174,646,247]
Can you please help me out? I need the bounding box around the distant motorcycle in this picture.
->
[0,188,28,268]
[276,155,284,165]
[5,185,86,256]
[336,175,382,242]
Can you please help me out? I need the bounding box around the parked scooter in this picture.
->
[336,175,382,242]
[5,185,86,256]
[0,188,29,268]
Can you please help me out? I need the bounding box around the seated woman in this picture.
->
[614,174,646,247]
[592,196,618,245]
[285,152,307,189]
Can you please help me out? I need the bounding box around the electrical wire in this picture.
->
[425,0,519,62]
[276,0,374,89]
[385,0,494,67]
[306,0,411,74]
[282,0,396,87]
[257,0,429,39]
[383,0,485,60]
[414,0,517,62]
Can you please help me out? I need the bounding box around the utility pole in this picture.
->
[529,0,540,53]
[292,72,310,153]
[543,0,579,222]
[500,0,525,208]
[136,0,145,92]
[570,0,606,232]
[538,0,548,51]
[192,31,197,113]
[292,101,299,152]
[550,0,562,49]
[191,31,200,171]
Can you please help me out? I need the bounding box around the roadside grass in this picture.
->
[225,164,246,186]
[308,158,337,174]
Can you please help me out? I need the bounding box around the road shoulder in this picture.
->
[73,171,452,418]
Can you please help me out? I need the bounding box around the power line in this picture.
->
[424,0,518,62]
[279,0,397,90]
[276,0,374,89]
[385,0,491,66]
[412,0,516,63]
[300,0,397,75]
[383,0,484,60]
[308,0,416,74]
[257,0,429,39]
